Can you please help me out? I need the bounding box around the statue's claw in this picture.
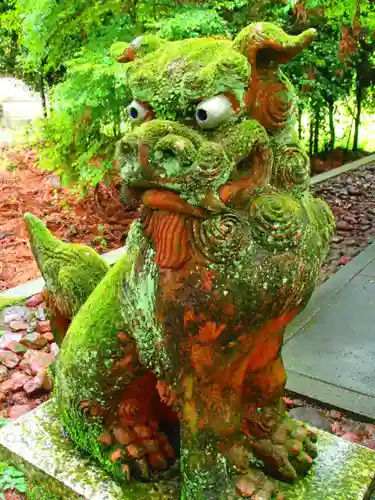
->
[247,415,317,481]
[98,422,175,481]
[235,469,283,499]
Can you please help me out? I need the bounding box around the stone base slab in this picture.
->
[0,400,374,499]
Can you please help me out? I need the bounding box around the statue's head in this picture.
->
[116,23,316,213]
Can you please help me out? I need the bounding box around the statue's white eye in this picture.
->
[128,100,151,123]
[196,95,234,129]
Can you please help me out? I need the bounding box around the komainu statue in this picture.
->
[28,22,335,499]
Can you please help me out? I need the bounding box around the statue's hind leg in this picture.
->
[59,330,178,482]
[54,247,179,484]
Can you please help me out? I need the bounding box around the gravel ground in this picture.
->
[312,162,375,282]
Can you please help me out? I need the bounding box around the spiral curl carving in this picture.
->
[190,212,251,263]
[242,405,281,438]
[251,80,293,133]
[249,192,304,251]
[118,398,143,425]
[272,146,310,190]
[302,195,336,255]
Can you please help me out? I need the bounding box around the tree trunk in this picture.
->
[298,105,303,140]
[309,114,314,157]
[328,100,335,151]
[313,107,320,155]
[353,74,362,151]
[40,72,48,118]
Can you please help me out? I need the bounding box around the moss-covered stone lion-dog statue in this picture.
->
[26,22,334,499]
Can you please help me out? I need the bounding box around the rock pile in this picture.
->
[0,294,58,420]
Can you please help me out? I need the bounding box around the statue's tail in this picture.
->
[24,213,61,273]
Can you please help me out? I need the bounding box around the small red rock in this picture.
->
[8,403,35,419]
[23,375,44,395]
[0,378,15,394]
[23,367,52,394]
[36,320,51,334]
[342,432,361,443]
[0,350,19,369]
[19,349,54,375]
[20,333,48,350]
[0,366,8,383]
[0,372,30,393]
[42,331,55,343]
[11,372,31,391]
[340,256,352,265]
[9,320,28,332]
[4,341,28,354]
[0,333,23,349]
[26,294,44,308]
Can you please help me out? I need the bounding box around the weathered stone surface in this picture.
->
[0,401,374,500]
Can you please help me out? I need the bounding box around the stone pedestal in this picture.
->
[0,400,374,499]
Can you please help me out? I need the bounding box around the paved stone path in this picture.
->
[284,242,375,419]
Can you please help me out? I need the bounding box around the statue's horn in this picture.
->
[117,35,165,63]
[233,22,317,67]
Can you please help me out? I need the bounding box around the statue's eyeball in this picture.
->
[196,95,234,129]
[128,100,152,123]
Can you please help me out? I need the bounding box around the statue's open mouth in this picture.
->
[120,142,271,216]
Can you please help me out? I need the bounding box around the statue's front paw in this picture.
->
[248,416,317,481]
[97,422,175,481]
[235,469,283,499]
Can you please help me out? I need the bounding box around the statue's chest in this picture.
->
[139,207,253,274]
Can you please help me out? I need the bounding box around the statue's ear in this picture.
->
[233,23,316,134]
[233,23,316,68]
[116,35,166,63]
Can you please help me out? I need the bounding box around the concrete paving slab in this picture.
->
[285,241,375,343]
[284,273,375,418]
[361,260,375,278]
[1,400,374,500]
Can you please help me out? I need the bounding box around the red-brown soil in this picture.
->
[0,148,137,291]
[0,147,374,291]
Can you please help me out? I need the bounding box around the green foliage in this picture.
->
[33,16,135,188]
[2,0,374,189]
[153,7,230,40]
[0,463,27,496]
[27,483,61,500]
